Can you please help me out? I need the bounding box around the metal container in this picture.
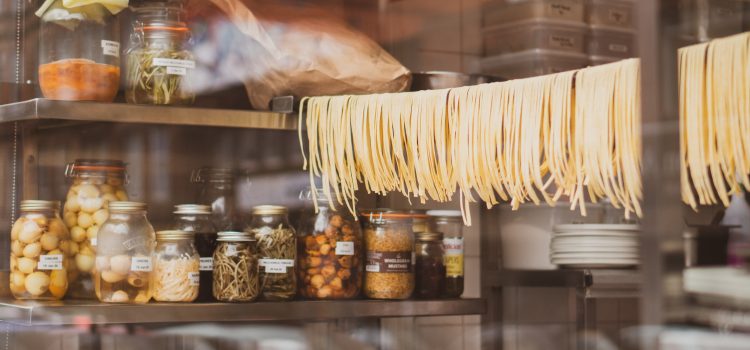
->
[410,71,501,91]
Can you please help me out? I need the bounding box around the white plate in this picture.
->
[554,224,640,233]
[551,258,639,264]
[551,246,639,253]
[552,237,638,246]
[558,263,638,269]
[553,231,639,238]
[551,253,639,259]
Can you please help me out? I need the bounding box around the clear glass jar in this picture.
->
[414,232,446,299]
[64,159,129,299]
[37,0,121,101]
[409,210,429,233]
[361,210,414,300]
[10,201,70,300]
[247,205,297,301]
[94,202,155,304]
[213,231,259,302]
[125,2,195,105]
[297,189,363,299]
[191,168,239,231]
[153,230,199,302]
[174,204,216,301]
[427,210,464,298]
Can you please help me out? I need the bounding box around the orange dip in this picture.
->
[39,59,120,102]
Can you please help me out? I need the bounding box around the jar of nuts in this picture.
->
[64,159,129,299]
[361,210,415,300]
[10,200,71,300]
[297,189,363,299]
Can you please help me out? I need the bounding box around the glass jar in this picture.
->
[414,232,446,299]
[94,202,155,304]
[37,0,122,101]
[409,210,429,233]
[191,168,239,231]
[428,210,465,298]
[213,231,259,302]
[174,204,216,301]
[9,200,71,300]
[64,159,129,299]
[153,230,199,302]
[125,3,195,105]
[297,189,363,299]
[247,205,297,301]
[361,210,415,300]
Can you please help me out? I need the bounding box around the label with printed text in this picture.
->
[259,259,294,273]
[443,237,464,277]
[189,272,200,286]
[335,241,355,255]
[101,40,120,57]
[153,58,196,69]
[199,257,213,271]
[130,257,152,272]
[366,251,412,273]
[37,255,64,270]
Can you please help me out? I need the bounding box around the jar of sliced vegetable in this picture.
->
[246,206,297,301]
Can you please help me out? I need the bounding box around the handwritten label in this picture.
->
[549,35,576,49]
[259,259,294,273]
[101,40,120,57]
[153,58,196,69]
[199,257,213,271]
[166,66,187,76]
[335,241,355,255]
[130,257,152,272]
[189,272,200,286]
[37,255,63,270]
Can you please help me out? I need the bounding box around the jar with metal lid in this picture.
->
[64,159,129,299]
[427,210,465,298]
[213,231,259,302]
[414,232,446,299]
[10,200,70,300]
[153,230,199,302]
[361,210,415,300]
[297,188,363,299]
[174,204,216,301]
[95,202,155,304]
[191,167,239,231]
[408,210,429,233]
[126,2,195,105]
[247,205,297,301]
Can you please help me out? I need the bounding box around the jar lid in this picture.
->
[109,201,147,212]
[252,205,288,215]
[217,231,255,242]
[20,200,60,211]
[156,230,193,241]
[427,210,463,221]
[360,209,414,222]
[174,204,211,215]
[407,210,429,220]
[416,231,444,241]
[65,159,127,177]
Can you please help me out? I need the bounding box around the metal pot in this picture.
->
[409,71,502,91]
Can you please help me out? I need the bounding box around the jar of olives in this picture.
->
[95,201,155,304]
[174,204,216,301]
[297,189,363,299]
[64,159,129,299]
[10,200,71,300]
[246,205,297,301]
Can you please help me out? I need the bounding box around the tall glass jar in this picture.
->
[126,2,195,105]
[64,159,129,299]
[95,202,155,304]
[153,230,199,302]
[414,232,446,299]
[10,200,71,300]
[247,205,297,301]
[36,0,122,101]
[191,168,239,231]
[213,231,259,302]
[361,210,415,300]
[427,210,464,298]
[174,204,216,301]
[297,189,363,299]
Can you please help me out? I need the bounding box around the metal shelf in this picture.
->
[0,298,486,326]
[0,99,298,130]
[486,269,641,299]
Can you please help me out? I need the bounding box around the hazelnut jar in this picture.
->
[297,189,363,299]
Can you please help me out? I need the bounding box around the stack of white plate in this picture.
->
[550,224,640,268]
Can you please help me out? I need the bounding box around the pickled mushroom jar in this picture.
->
[247,205,297,301]
[95,201,155,304]
[64,159,129,299]
[153,230,199,302]
[297,188,363,299]
[174,204,216,301]
[213,231,259,302]
[9,200,71,300]
[361,210,414,300]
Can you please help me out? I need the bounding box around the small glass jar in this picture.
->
[174,204,216,301]
[95,202,155,304]
[153,230,199,302]
[361,210,414,300]
[10,200,71,300]
[37,0,122,101]
[64,159,129,299]
[409,210,429,233]
[297,189,363,299]
[428,210,465,298]
[126,3,195,105]
[191,168,239,231]
[247,205,297,301]
[213,231,259,302]
[415,232,446,299]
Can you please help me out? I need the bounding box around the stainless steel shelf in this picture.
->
[0,99,298,130]
[0,298,486,326]
[486,269,641,299]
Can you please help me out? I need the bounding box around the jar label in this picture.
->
[165,243,178,255]
[101,40,120,57]
[122,237,149,250]
[130,257,152,272]
[259,259,294,273]
[444,237,464,277]
[443,237,464,255]
[549,35,576,49]
[189,272,200,286]
[225,245,238,256]
[166,66,187,76]
[547,2,574,17]
[37,255,63,270]
[199,257,213,271]
[366,251,412,273]
[609,44,629,53]
[153,58,196,70]
[335,241,355,256]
